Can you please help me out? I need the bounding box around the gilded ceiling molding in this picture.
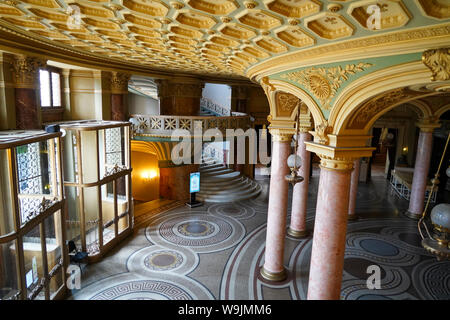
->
[10,54,46,89]
[279,62,373,110]
[329,60,444,136]
[422,47,450,81]
[249,24,450,80]
[110,72,131,94]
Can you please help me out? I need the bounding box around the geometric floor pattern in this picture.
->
[68,176,450,300]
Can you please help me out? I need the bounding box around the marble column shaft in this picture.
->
[348,159,361,216]
[289,132,312,233]
[307,164,353,300]
[263,139,291,274]
[407,130,433,216]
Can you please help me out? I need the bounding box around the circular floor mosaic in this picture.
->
[144,250,183,271]
[90,280,192,300]
[177,221,215,237]
[208,203,256,220]
[160,215,231,247]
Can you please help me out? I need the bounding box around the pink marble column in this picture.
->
[288,132,312,237]
[406,130,433,219]
[261,137,291,281]
[348,159,361,220]
[307,163,353,300]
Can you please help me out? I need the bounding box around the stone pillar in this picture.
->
[156,77,204,116]
[11,54,45,129]
[260,131,292,282]
[62,69,71,120]
[288,130,312,238]
[348,159,361,220]
[110,71,131,121]
[231,85,247,113]
[304,134,374,300]
[405,122,438,219]
[307,157,354,300]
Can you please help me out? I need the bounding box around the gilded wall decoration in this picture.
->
[276,91,299,117]
[315,120,331,145]
[422,47,450,81]
[110,72,131,94]
[10,54,45,88]
[280,63,373,110]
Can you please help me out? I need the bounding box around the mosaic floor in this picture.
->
[68,176,450,300]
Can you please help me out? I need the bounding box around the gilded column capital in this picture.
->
[305,140,374,171]
[269,128,293,142]
[11,54,45,89]
[416,118,441,133]
[110,71,131,94]
[422,47,450,81]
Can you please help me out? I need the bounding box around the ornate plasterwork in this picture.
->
[314,120,331,145]
[10,54,45,88]
[422,47,450,81]
[110,72,131,94]
[276,91,299,117]
[347,88,428,130]
[0,1,448,80]
[280,62,373,110]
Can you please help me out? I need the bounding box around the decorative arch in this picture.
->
[262,78,326,127]
[435,104,450,119]
[330,60,447,136]
[131,140,173,161]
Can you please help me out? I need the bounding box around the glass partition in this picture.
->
[58,121,133,262]
[0,130,67,300]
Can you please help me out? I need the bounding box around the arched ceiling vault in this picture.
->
[0,1,449,82]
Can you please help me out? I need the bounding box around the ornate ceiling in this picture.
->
[0,0,449,80]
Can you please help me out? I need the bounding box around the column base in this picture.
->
[347,214,358,221]
[260,266,287,282]
[404,211,422,220]
[287,227,308,239]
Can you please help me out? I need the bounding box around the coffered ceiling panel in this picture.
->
[0,0,448,80]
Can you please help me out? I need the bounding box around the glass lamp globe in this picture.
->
[287,154,302,169]
[431,203,450,247]
[446,166,450,178]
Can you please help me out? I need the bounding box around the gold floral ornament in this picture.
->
[422,47,450,81]
[280,62,373,110]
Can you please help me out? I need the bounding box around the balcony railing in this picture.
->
[130,114,253,137]
[200,97,230,116]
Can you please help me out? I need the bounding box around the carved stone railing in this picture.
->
[200,97,231,116]
[130,114,252,137]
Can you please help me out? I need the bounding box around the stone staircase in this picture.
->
[196,157,261,203]
[198,107,216,117]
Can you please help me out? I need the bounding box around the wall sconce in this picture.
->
[142,170,157,182]
[402,146,408,155]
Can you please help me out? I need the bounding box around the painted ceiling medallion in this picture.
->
[280,62,373,110]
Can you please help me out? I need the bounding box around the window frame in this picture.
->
[39,66,62,108]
